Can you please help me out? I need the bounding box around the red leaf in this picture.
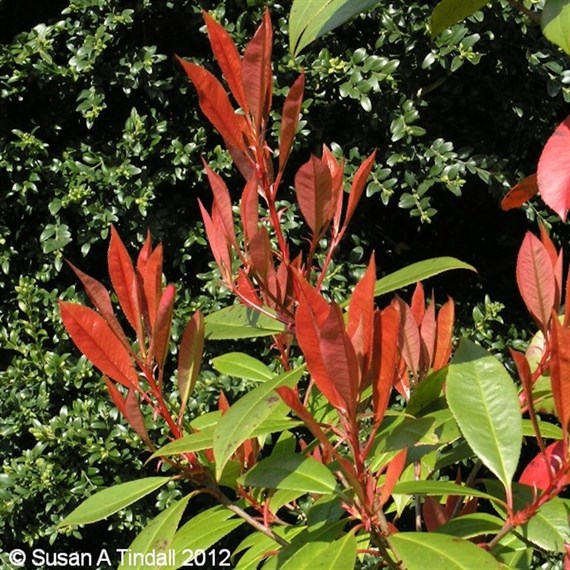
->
[501,173,539,211]
[108,226,142,338]
[178,311,204,422]
[124,387,151,447]
[199,199,232,282]
[104,376,128,418]
[236,269,261,306]
[373,305,400,423]
[347,255,376,377]
[60,301,138,387]
[278,72,305,173]
[136,231,153,274]
[565,271,570,327]
[204,163,237,248]
[550,316,570,436]
[410,282,425,326]
[432,297,454,370]
[510,349,533,411]
[398,298,421,381]
[565,544,570,570]
[420,299,436,374]
[322,145,345,234]
[140,244,163,331]
[242,10,273,131]
[379,449,407,506]
[537,116,570,222]
[149,284,176,369]
[294,155,333,236]
[344,150,376,229]
[203,11,248,112]
[295,276,358,416]
[249,226,273,286]
[516,232,556,331]
[218,390,230,413]
[519,440,568,490]
[240,177,260,242]
[66,260,131,349]
[177,57,247,152]
[539,223,563,310]
[423,496,449,531]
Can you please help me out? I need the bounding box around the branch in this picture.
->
[506,0,541,24]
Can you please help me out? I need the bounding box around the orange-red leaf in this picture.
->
[60,301,138,387]
[550,316,570,436]
[240,177,260,242]
[177,57,247,152]
[108,226,141,337]
[347,255,376,377]
[199,199,232,282]
[432,297,455,370]
[242,10,272,131]
[178,310,204,422]
[519,440,568,490]
[423,496,448,532]
[249,226,273,286]
[516,232,556,331]
[379,449,407,506]
[344,150,376,229]
[322,145,345,234]
[203,11,248,112]
[398,298,421,381]
[501,173,539,211]
[373,304,400,423]
[537,116,570,222]
[149,284,176,369]
[295,277,358,416]
[204,163,237,248]
[140,244,163,331]
[278,72,305,173]
[294,155,332,236]
[125,387,151,446]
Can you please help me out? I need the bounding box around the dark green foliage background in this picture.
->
[1,0,569,562]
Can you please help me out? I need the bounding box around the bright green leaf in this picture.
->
[205,305,285,340]
[392,480,499,503]
[289,0,379,56]
[58,477,170,527]
[149,427,214,459]
[521,497,570,552]
[213,366,305,479]
[211,352,274,382]
[118,495,192,570]
[372,257,476,300]
[430,0,490,38]
[390,532,501,569]
[240,452,337,495]
[447,339,522,496]
[542,0,570,55]
[436,513,505,539]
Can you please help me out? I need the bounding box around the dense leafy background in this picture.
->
[1,0,569,563]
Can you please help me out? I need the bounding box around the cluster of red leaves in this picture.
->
[60,228,205,472]
[510,226,570,524]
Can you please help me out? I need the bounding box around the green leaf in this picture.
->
[205,305,285,340]
[392,480,499,503]
[372,257,476,299]
[213,366,305,479]
[521,497,570,552]
[118,494,191,570]
[522,418,562,440]
[58,477,170,527]
[149,427,214,459]
[430,0,490,38]
[162,505,243,570]
[240,452,338,495]
[390,532,502,569]
[289,0,379,56]
[406,368,448,416]
[436,513,505,539]
[542,0,570,55]
[265,532,357,570]
[447,339,522,496]
[211,352,274,382]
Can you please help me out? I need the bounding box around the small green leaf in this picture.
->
[521,497,570,552]
[390,532,501,569]
[392,480,499,503]
[447,339,522,497]
[119,495,192,570]
[436,513,505,539]
[542,0,570,55]
[522,418,562,440]
[205,305,285,340]
[213,366,305,479]
[372,257,476,300]
[58,477,170,527]
[406,368,447,416]
[240,453,338,495]
[430,0,489,38]
[149,427,214,459]
[211,352,274,382]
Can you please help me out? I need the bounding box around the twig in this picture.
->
[506,0,541,24]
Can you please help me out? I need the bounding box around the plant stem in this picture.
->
[487,521,514,551]
[506,0,540,23]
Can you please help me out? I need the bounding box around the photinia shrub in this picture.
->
[57,10,570,569]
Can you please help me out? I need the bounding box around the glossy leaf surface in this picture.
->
[205,305,285,339]
[430,0,489,38]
